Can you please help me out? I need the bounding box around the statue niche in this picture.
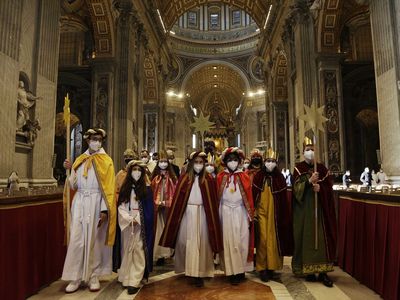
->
[16,74,42,147]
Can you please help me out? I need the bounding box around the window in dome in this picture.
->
[232,10,241,27]
[210,12,220,30]
[188,11,198,29]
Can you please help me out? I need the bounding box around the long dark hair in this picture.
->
[118,164,147,206]
[151,161,177,183]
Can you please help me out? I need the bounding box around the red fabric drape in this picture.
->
[338,196,400,300]
[0,200,66,300]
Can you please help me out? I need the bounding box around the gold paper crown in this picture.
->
[265,148,279,160]
[303,136,314,148]
[207,152,215,164]
[123,148,135,157]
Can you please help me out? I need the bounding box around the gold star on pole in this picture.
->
[298,100,328,134]
[190,111,215,135]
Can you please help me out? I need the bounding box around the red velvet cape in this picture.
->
[293,161,337,261]
[217,171,255,262]
[252,169,294,256]
[159,173,223,253]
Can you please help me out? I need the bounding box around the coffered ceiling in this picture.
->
[155,0,272,31]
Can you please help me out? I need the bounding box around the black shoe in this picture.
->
[267,270,274,280]
[305,274,317,282]
[260,270,269,282]
[127,286,140,294]
[318,273,333,287]
[156,257,165,266]
[238,273,245,281]
[229,275,240,286]
[194,277,204,288]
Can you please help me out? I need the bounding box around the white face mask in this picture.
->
[205,165,215,174]
[265,162,277,172]
[131,170,142,181]
[89,140,101,152]
[304,150,314,161]
[193,163,204,173]
[243,163,250,169]
[159,162,168,170]
[141,157,149,164]
[227,161,239,171]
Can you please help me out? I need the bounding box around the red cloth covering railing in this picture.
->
[337,193,400,300]
[0,194,66,300]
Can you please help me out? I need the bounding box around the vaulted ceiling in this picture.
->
[155,0,272,31]
[184,64,246,113]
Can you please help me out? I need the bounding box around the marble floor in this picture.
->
[28,258,382,300]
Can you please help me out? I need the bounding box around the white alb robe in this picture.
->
[175,176,214,277]
[118,190,146,287]
[62,149,112,282]
[220,176,253,275]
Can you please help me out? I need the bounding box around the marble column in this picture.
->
[91,58,116,156]
[113,0,136,171]
[291,1,319,158]
[317,54,345,174]
[272,102,289,169]
[369,0,400,183]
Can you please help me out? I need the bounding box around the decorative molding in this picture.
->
[323,70,341,172]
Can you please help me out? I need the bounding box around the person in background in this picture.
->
[247,149,263,184]
[140,150,156,174]
[151,151,178,266]
[205,153,218,178]
[242,158,251,171]
[377,168,388,184]
[166,149,180,178]
[152,152,159,165]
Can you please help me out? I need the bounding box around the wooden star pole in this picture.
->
[298,100,328,250]
[63,93,71,244]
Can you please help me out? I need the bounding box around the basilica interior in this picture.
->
[0,1,399,300]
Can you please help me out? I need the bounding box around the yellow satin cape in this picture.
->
[63,152,116,246]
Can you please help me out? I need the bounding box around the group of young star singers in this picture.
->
[61,129,337,295]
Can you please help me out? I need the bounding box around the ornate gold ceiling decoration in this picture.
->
[156,0,271,31]
[143,56,159,104]
[317,0,368,52]
[86,0,115,57]
[273,53,288,101]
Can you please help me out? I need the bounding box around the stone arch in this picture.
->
[181,59,251,92]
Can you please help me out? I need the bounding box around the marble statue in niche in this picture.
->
[16,81,41,130]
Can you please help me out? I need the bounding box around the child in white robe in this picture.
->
[117,160,154,295]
